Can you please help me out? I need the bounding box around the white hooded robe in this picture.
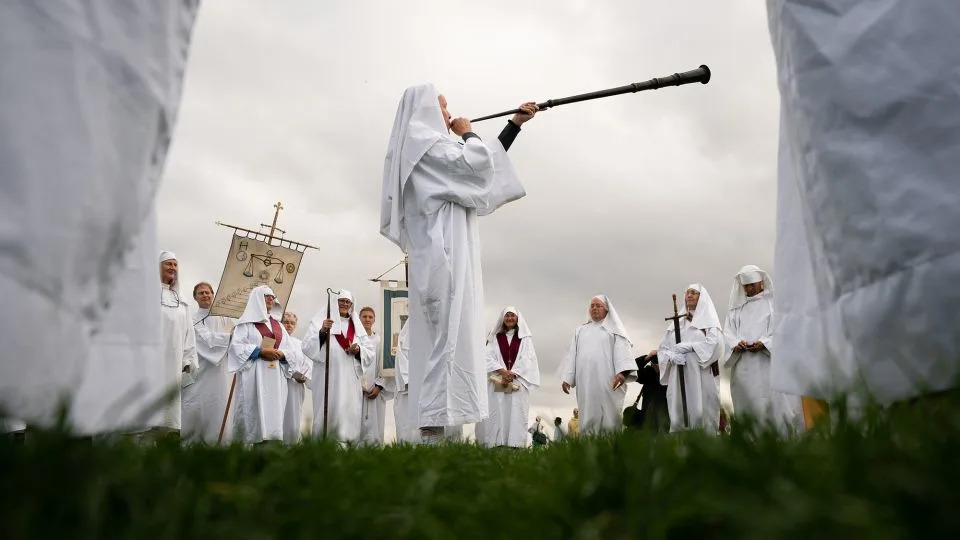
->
[183,307,235,444]
[558,296,637,436]
[228,286,295,444]
[379,84,526,430]
[658,284,724,435]
[475,307,541,448]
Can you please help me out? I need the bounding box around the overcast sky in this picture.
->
[157,0,779,436]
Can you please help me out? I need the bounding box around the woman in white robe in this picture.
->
[475,306,540,447]
[658,284,724,435]
[558,295,637,436]
[227,285,295,444]
[281,312,311,445]
[301,290,374,443]
[182,282,235,444]
[723,266,803,435]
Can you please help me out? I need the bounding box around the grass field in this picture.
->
[3,394,959,539]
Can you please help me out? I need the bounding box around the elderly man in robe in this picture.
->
[559,295,637,435]
[723,266,803,435]
[302,290,373,443]
[358,307,389,445]
[476,306,541,448]
[227,286,296,445]
[182,282,235,444]
[281,311,310,444]
[380,84,537,442]
[155,251,198,438]
[768,2,960,420]
[658,284,724,435]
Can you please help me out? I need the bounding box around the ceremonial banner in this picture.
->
[379,281,408,377]
[210,233,305,319]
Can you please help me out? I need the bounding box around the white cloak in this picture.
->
[158,284,198,431]
[0,1,199,426]
[228,319,295,444]
[559,322,636,435]
[302,315,374,442]
[182,309,235,444]
[768,0,960,404]
[380,84,525,430]
[283,335,310,444]
[658,320,723,435]
[359,333,388,445]
[69,215,165,435]
[723,291,802,434]
[476,329,541,448]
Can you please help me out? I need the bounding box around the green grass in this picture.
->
[3,395,960,539]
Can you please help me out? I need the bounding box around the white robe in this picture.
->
[392,323,417,444]
[723,292,803,434]
[658,320,722,435]
[559,322,636,435]
[283,335,310,444]
[768,0,960,404]
[302,319,373,442]
[403,136,525,429]
[68,214,165,435]
[475,330,541,448]
[0,2,199,426]
[359,333,388,445]
[182,310,235,444]
[158,285,198,431]
[228,319,295,444]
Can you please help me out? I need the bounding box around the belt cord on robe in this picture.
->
[665,294,690,428]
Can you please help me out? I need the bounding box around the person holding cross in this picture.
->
[658,284,724,435]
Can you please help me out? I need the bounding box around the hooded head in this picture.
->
[587,294,633,346]
[681,283,721,330]
[237,285,278,326]
[380,83,447,248]
[728,265,774,311]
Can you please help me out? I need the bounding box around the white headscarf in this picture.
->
[487,305,532,343]
[236,285,277,326]
[307,289,364,337]
[159,250,179,293]
[380,83,447,248]
[682,283,721,330]
[728,265,774,311]
[590,294,633,346]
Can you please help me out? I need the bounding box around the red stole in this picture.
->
[254,317,283,349]
[496,332,521,370]
[334,318,356,352]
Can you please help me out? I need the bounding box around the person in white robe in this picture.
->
[767,1,960,412]
[723,266,804,435]
[182,282,236,444]
[0,2,200,428]
[392,321,417,444]
[475,306,541,448]
[658,284,724,435]
[156,251,198,435]
[302,290,373,443]
[558,295,637,436]
[379,84,537,441]
[281,311,311,444]
[358,307,389,445]
[227,286,296,445]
